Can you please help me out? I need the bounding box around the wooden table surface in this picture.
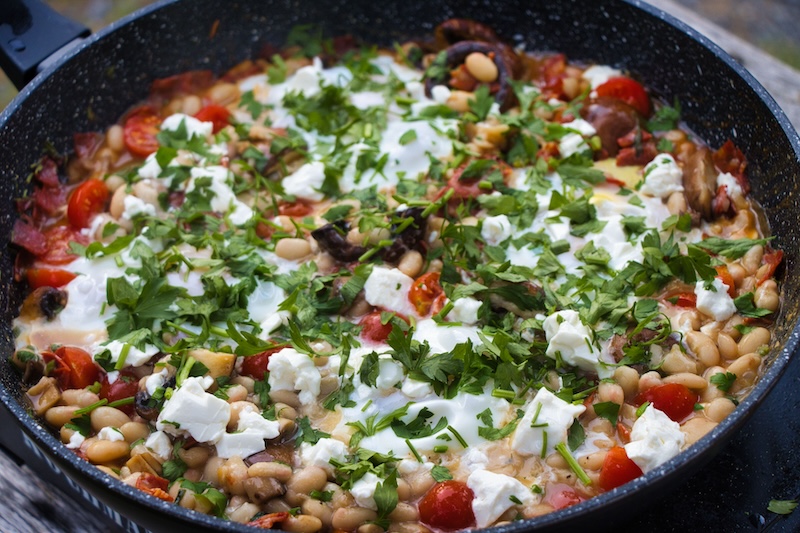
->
[1,1,799,532]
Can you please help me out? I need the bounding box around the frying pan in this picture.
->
[1,1,799,532]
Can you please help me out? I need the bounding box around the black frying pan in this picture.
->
[1,1,799,532]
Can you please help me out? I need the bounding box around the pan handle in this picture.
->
[0,0,90,90]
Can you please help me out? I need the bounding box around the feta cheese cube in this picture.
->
[511,387,586,457]
[543,310,610,377]
[145,430,173,460]
[350,472,382,510]
[97,427,125,442]
[695,278,736,321]
[281,161,327,202]
[156,376,231,443]
[640,154,684,198]
[300,437,349,474]
[481,214,513,246]
[624,404,685,473]
[447,297,482,325]
[363,266,417,316]
[267,347,322,405]
[467,470,537,528]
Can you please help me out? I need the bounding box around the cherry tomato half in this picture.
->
[26,267,76,289]
[44,346,100,390]
[38,225,88,265]
[123,107,162,158]
[599,446,643,491]
[194,104,232,134]
[595,76,651,117]
[359,311,394,344]
[68,178,110,229]
[240,345,287,379]
[408,272,445,316]
[543,483,585,510]
[635,383,698,422]
[99,369,139,415]
[418,481,476,531]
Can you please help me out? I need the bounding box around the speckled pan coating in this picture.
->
[0,1,799,532]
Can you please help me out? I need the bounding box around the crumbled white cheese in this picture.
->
[640,154,683,198]
[695,278,736,321]
[430,84,451,104]
[401,378,434,399]
[363,266,417,316]
[543,310,611,378]
[300,438,349,474]
[281,161,327,202]
[468,469,537,528]
[717,172,743,199]
[215,407,281,459]
[145,368,168,396]
[624,404,685,473]
[267,347,322,405]
[376,357,404,391]
[145,430,173,460]
[65,432,85,449]
[511,387,586,457]
[447,297,482,325]
[161,113,214,139]
[187,166,253,225]
[121,194,157,220]
[100,339,159,368]
[97,427,125,442]
[350,472,382,510]
[481,214,513,245]
[582,65,622,89]
[156,376,230,443]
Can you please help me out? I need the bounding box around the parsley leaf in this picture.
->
[710,372,737,392]
[695,237,771,259]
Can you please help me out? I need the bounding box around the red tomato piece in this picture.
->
[596,76,651,117]
[635,383,698,422]
[277,200,313,218]
[599,446,643,491]
[135,473,174,502]
[26,267,76,289]
[418,481,476,531]
[44,346,100,390]
[408,272,445,316]
[39,225,88,265]
[194,104,232,133]
[248,512,290,529]
[543,483,585,510]
[123,107,162,158]
[240,345,287,379]
[672,292,697,308]
[757,249,783,286]
[359,312,394,344]
[68,178,110,229]
[99,369,139,415]
[715,265,736,298]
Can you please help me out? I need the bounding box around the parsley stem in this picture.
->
[108,396,135,408]
[73,398,109,416]
[114,343,131,370]
[209,325,230,338]
[555,442,592,486]
[447,425,468,448]
[405,439,423,463]
[491,389,516,400]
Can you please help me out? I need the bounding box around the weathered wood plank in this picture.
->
[0,445,111,533]
[649,0,800,130]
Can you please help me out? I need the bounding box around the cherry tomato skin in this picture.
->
[599,446,643,491]
[359,312,394,344]
[673,292,697,308]
[194,104,231,133]
[635,383,698,422]
[44,346,100,390]
[596,76,651,117]
[240,346,286,379]
[544,483,585,510]
[408,272,444,316]
[39,225,88,265]
[99,369,139,415]
[715,265,736,298]
[26,267,76,289]
[68,178,110,229]
[277,200,313,218]
[124,107,162,158]
[418,481,476,531]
